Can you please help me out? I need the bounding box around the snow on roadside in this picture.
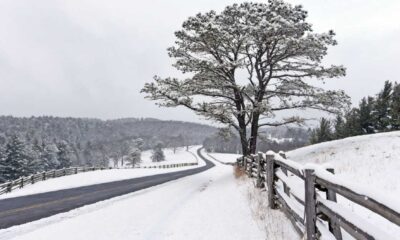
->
[207,152,240,164]
[0,146,203,200]
[0,149,265,240]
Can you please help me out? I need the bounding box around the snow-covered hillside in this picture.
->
[0,146,202,200]
[288,131,400,198]
[288,131,400,238]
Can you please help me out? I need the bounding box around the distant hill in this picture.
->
[0,116,217,148]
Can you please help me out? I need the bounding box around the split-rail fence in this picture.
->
[237,151,400,240]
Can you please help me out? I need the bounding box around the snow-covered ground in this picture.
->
[140,147,198,167]
[0,146,203,200]
[0,149,266,240]
[287,131,400,238]
[207,152,238,164]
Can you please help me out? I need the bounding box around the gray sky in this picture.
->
[0,0,399,124]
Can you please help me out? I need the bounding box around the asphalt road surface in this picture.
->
[0,148,214,229]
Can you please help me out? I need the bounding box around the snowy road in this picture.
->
[0,149,265,240]
[0,148,214,230]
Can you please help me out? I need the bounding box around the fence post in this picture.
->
[325,168,343,240]
[256,152,263,188]
[243,156,248,173]
[20,178,24,188]
[75,167,78,174]
[53,170,56,178]
[266,152,277,209]
[63,169,66,176]
[42,172,46,181]
[31,175,35,184]
[7,182,12,192]
[279,151,290,196]
[248,155,253,177]
[305,168,318,240]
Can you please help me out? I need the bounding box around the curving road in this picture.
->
[0,148,214,229]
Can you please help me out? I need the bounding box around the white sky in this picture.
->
[0,0,399,124]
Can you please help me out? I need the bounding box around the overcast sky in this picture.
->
[0,0,399,124]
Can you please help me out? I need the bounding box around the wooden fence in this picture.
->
[237,151,400,240]
[0,162,198,196]
[140,162,198,169]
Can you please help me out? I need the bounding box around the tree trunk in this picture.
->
[249,113,260,154]
[237,115,250,156]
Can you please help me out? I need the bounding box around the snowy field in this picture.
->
[0,146,203,200]
[0,149,266,240]
[140,146,198,167]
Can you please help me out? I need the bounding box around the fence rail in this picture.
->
[237,151,400,240]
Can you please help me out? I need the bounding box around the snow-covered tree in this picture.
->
[42,142,60,170]
[0,135,29,181]
[359,97,375,134]
[374,80,392,131]
[142,1,350,155]
[126,147,141,167]
[0,144,6,182]
[125,139,143,167]
[310,118,332,144]
[391,82,400,130]
[333,115,346,139]
[56,140,73,169]
[151,141,165,162]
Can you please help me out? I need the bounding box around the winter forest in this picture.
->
[0,117,216,182]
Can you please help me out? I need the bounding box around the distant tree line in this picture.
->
[0,117,216,182]
[310,81,400,144]
[203,127,311,154]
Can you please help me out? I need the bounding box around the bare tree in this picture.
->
[142,1,350,155]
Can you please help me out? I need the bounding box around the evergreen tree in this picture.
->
[343,108,363,136]
[390,82,400,130]
[309,118,333,144]
[0,144,6,182]
[42,142,60,170]
[333,115,346,139]
[317,118,333,143]
[0,135,28,181]
[31,138,45,172]
[151,141,165,162]
[374,80,392,131]
[359,97,375,134]
[83,141,94,166]
[57,140,72,169]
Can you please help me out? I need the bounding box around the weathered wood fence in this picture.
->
[140,162,198,169]
[237,151,400,240]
